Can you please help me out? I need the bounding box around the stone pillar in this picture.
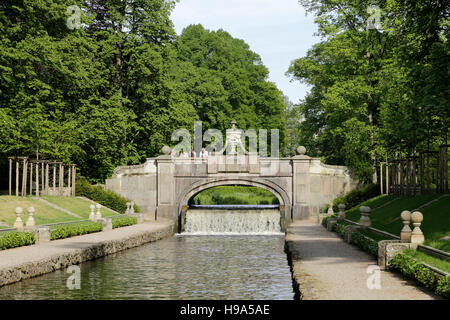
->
[25,207,35,227]
[89,205,95,221]
[95,204,102,220]
[156,146,176,222]
[400,210,412,242]
[9,158,12,196]
[101,217,112,232]
[359,206,371,228]
[410,211,424,248]
[130,201,135,214]
[292,146,311,221]
[125,202,131,214]
[337,204,346,221]
[34,227,50,244]
[13,207,24,230]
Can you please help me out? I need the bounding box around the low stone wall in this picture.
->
[0,223,174,288]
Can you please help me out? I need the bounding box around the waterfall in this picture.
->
[184,209,282,235]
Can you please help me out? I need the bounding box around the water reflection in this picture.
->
[0,235,294,300]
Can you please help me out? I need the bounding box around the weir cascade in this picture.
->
[184,205,282,235]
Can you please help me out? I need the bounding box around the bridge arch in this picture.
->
[176,178,291,232]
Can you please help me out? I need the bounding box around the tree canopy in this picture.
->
[0,1,286,183]
[287,0,449,181]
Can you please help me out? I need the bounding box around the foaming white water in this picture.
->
[184,209,283,235]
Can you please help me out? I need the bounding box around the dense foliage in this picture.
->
[0,1,286,184]
[332,184,380,212]
[350,230,379,256]
[0,231,35,250]
[390,253,450,298]
[112,216,137,229]
[76,177,140,213]
[287,0,449,181]
[50,221,103,240]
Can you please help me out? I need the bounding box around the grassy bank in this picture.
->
[345,194,450,252]
[191,186,279,205]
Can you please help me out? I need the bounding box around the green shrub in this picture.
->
[332,184,380,212]
[350,231,379,256]
[321,216,331,227]
[322,203,329,213]
[76,176,140,214]
[112,216,137,229]
[390,253,450,298]
[332,222,347,237]
[0,232,36,250]
[436,276,450,299]
[50,221,103,240]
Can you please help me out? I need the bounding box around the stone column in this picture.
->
[95,204,102,220]
[337,204,346,221]
[13,207,24,230]
[89,205,95,221]
[26,207,35,227]
[9,158,12,196]
[292,146,311,221]
[410,211,424,248]
[359,206,371,228]
[156,146,176,222]
[400,210,412,242]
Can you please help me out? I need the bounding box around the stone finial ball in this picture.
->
[15,207,23,214]
[400,210,411,221]
[27,207,35,214]
[296,146,307,155]
[338,203,346,210]
[96,204,102,209]
[360,206,371,213]
[161,146,171,155]
[90,204,95,210]
[411,211,423,223]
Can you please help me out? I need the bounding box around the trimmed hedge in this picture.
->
[112,216,137,229]
[76,176,140,214]
[390,253,450,299]
[0,232,36,250]
[350,231,379,256]
[321,216,331,227]
[332,184,379,212]
[50,221,103,240]
[332,221,347,237]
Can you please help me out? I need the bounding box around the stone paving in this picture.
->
[0,218,174,287]
[286,221,440,300]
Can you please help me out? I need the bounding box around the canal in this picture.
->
[0,234,294,299]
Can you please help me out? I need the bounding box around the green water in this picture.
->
[0,235,294,300]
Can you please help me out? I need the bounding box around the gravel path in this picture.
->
[286,221,440,300]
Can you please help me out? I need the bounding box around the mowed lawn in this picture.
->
[0,196,79,227]
[42,196,117,219]
[346,194,450,252]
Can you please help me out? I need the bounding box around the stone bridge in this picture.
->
[106,150,358,232]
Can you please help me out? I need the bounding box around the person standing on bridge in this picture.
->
[199,147,208,158]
